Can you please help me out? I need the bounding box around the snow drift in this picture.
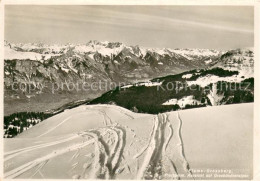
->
[4,103,253,179]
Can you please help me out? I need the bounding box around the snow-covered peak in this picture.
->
[74,42,125,57]
[170,48,223,60]
[86,40,123,48]
[4,46,42,61]
[4,40,224,60]
[4,45,61,61]
[87,40,106,46]
[4,40,251,66]
[211,48,254,77]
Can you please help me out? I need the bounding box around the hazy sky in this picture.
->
[5,5,254,49]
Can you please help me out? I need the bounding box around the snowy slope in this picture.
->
[4,104,253,179]
[4,45,62,61]
[211,48,254,78]
[4,46,44,61]
[171,48,221,60]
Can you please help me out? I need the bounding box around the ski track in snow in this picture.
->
[136,114,166,179]
[4,106,192,180]
[176,112,194,178]
[84,126,126,179]
[37,116,72,138]
[4,134,79,161]
[136,113,192,180]
[95,109,113,126]
[5,134,97,179]
[5,126,126,179]
[133,116,156,160]
[163,114,174,153]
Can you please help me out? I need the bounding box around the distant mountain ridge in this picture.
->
[4,40,224,81]
[5,40,223,59]
[4,40,253,115]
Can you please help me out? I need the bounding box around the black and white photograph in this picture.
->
[1,1,259,180]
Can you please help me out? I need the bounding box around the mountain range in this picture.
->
[3,40,254,139]
[4,40,253,115]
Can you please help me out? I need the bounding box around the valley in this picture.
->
[4,40,226,114]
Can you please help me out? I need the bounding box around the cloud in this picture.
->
[5,5,253,34]
[4,5,253,49]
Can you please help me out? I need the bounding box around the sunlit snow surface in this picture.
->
[162,96,202,108]
[186,74,246,88]
[4,104,252,180]
[121,81,162,89]
[4,46,60,61]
